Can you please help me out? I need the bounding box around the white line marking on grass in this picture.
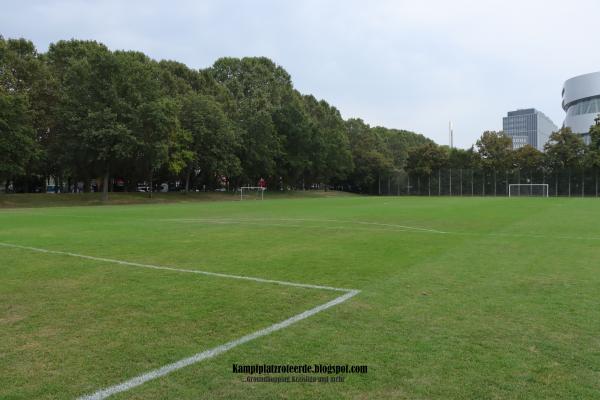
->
[0,242,349,292]
[0,241,360,399]
[165,217,447,234]
[165,218,600,242]
[77,290,359,400]
[170,219,421,234]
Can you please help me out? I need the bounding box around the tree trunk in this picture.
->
[102,167,109,202]
[185,168,191,194]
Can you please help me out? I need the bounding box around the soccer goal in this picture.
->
[508,184,549,197]
[240,186,265,200]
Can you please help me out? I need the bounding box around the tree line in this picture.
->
[0,36,432,199]
[404,124,600,196]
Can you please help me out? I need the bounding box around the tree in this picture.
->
[448,147,479,170]
[0,36,48,192]
[136,97,192,197]
[406,142,449,176]
[272,91,313,186]
[476,131,513,171]
[476,131,513,194]
[375,126,432,170]
[180,93,240,191]
[585,117,600,170]
[346,118,394,193]
[513,145,544,178]
[544,127,585,171]
[47,40,142,199]
[0,92,36,190]
[302,95,352,187]
[209,57,292,184]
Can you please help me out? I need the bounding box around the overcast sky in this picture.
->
[2,0,600,148]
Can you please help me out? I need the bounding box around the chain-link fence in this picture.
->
[374,169,600,197]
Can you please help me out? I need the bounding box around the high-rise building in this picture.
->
[562,71,600,144]
[502,108,557,151]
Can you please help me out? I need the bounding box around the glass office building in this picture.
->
[502,108,557,151]
[562,71,600,144]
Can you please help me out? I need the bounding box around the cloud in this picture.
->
[3,0,600,147]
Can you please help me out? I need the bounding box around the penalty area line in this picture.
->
[77,290,359,400]
[0,242,350,293]
[0,241,360,400]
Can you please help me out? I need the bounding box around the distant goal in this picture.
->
[240,186,265,200]
[508,184,549,197]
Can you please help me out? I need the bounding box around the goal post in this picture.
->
[508,184,549,197]
[240,186,265,200]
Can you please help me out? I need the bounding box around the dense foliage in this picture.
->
[0,36,431,197]
[405,127,596,178]
[4,36,598,198]
[403,126,600,197]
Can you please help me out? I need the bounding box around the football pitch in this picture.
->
[2,195,600,399]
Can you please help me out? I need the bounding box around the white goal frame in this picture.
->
[508,184,549,197]
[240,186,265,200]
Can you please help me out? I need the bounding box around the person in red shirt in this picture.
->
[258,178,266,190]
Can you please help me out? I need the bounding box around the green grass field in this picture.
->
[2,194,600,399]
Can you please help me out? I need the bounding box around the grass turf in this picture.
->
[0,190,354,208]
[1,195,600,399]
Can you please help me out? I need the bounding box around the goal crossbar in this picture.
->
[508,184,549,197]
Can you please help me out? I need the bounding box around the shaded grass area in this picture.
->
[2,196,600,399]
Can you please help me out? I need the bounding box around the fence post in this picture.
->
[568,170,571,197]
[449,168,452,196]
[494,170,497,196]
[482,172,485,197]
[471,170,474,196]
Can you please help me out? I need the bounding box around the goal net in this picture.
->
[508,184,549,197]
[240,186,265,200]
